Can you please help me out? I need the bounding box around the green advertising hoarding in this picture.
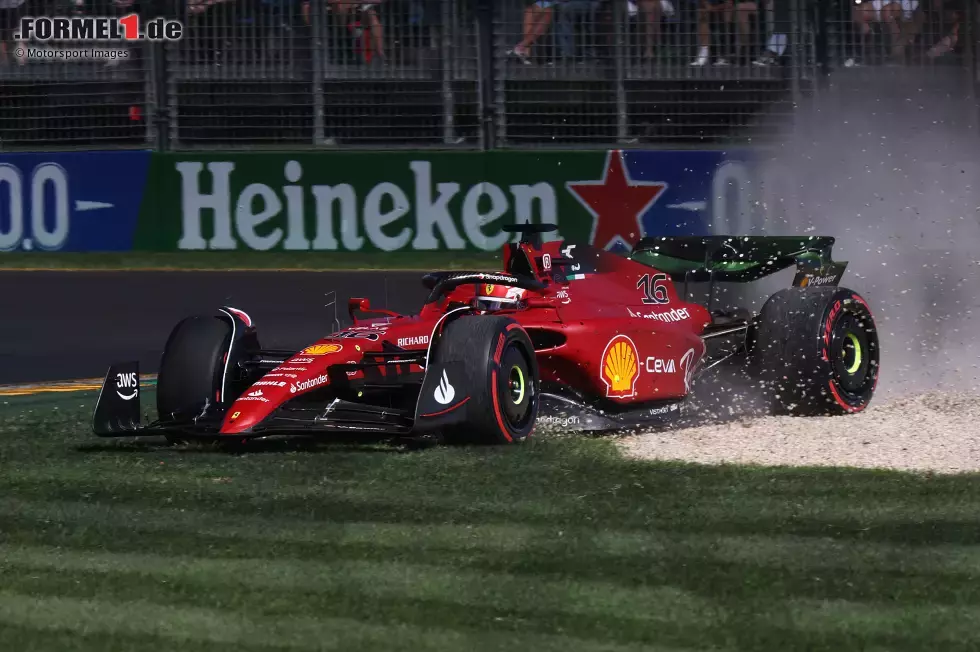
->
[135,152,616,253]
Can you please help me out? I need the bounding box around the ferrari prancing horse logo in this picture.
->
[600,334,639,399]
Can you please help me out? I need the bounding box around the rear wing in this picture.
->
[629,235,847,287]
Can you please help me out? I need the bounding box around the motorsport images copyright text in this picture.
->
[14,46,130,61]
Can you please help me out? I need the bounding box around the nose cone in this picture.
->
[219,387,283,435]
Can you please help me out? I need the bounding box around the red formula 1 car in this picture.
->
[93,225,880,445]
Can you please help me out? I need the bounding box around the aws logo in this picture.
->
[600,334,639,399]
[115,372,138,401]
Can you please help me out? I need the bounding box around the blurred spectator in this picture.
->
[636,0,670,58]
[0,0,27,65]
[329,0,386,60]
[891,0,966,58]
[924,0,963,57]
[849,0,919,64]
[508,0,560,64]
[753,0,788,65]
[556,0,600,60]
[691,0,758,66]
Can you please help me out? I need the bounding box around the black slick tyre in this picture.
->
[753,287,880,416]
[435,316,539,445]
[157,316,231,442]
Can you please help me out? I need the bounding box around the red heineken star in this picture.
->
[566,150,668,250]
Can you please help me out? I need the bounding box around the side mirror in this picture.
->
[348,297,371,321]
[348,297,402,323]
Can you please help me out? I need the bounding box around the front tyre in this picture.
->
[436,316,539,445]
[753,287,880,416]
[157,316,231,443]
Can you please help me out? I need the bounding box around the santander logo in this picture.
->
[289,374,330,394]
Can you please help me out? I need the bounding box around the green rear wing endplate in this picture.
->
[628,235,848,285]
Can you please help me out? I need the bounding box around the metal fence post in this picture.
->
[613,0,628,144]
[441,0,457,145]
[477,0,496,150]
[311,0,325,145]
[150,0,170,152]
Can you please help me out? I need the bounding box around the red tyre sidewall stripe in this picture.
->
[490,369,512,442]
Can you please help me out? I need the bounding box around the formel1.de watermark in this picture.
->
[15,14,184,43]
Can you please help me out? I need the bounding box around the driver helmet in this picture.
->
[475,283,526,312]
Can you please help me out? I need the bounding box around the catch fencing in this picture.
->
[0,0,976,150]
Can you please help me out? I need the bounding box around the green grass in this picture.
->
[1,391,980,651]
[0,251,501,271]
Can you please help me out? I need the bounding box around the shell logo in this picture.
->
[800,277,810,288]
[301,343,343,356]
[600,334,639,398]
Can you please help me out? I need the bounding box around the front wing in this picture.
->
[93,362,416,440]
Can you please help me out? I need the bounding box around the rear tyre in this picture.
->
[436,316,539,445]
[157,316,231,443]
[752,287,880,416]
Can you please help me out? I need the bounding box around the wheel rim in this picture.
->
[831,312,876,395]
[509,365,526,405]
[842,331,863,374]
[499,345,533,429]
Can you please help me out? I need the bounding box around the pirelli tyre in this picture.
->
[157,316,232,443]
[436,316,539,445]
[753,287,880,416]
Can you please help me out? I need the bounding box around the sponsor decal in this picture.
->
[330,330,381,341]
[800,274,837,288]
[238,395,269,403]
[542,253,552,270]
[252,380,287,388]
[263,373,297,379]
[433,369,455,405]
[679,348,697,392]
[627,306,690,323]
[291,357,316,364]
[600,334,640,399]
[450,272,520,285]
[505,287,526,300]
[644,357,676,373]
[300,344,343,356]
[397,335,430,347]
[648,403,680,416]
[556,289,571,305]
[247,389,263,397]
[290,374,330,394]
[346,325,388,332]
[637,272,670,305]
[276,366,307,371]
[115,371,138,401]
[230,411,241,421]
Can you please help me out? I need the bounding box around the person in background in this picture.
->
[329,0,386,61]
[556,0,600,61]
[753,0,789,65]
[849,0,919,65]
[0,0,27,65]
[690,0,758,66]
[508,0,561,64]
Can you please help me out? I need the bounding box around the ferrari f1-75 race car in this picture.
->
[93,225,880,445]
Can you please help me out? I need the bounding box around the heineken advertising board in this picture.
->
[0,149,826,253]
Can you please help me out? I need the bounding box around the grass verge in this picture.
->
[1,390,979,651]
[0,251,502,271]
